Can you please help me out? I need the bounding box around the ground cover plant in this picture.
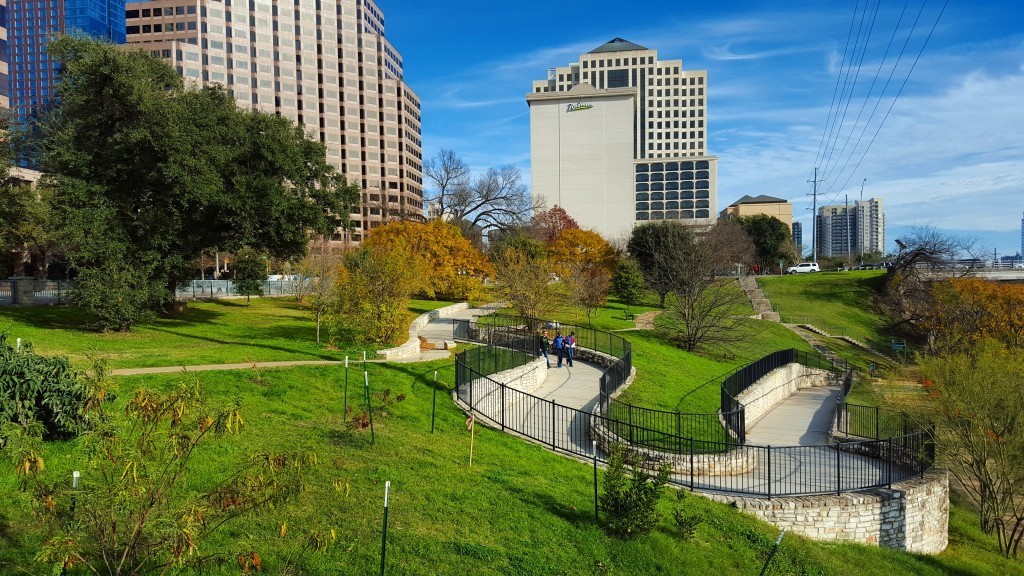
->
[2,361,1021,575]
[0,298,453,370]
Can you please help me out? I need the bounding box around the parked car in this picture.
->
[786,262,820,274]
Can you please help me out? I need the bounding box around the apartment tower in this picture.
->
[816,198,885,259]
[527,38,716,241]
[7,0,126,138]
[125,0,423,240]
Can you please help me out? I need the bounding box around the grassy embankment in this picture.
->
[1,292,1020,574]
[0,297,453,370]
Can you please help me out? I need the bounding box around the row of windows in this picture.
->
[636,191,710,201]
[127,6,196,18]
[636,200,709,210]
[636,181,710,192]
[636,171,710,182]
[636,209,711,221]
[637,161,710,172]
[127,22,196,34]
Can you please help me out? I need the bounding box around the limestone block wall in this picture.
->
[377,302,469,361]
[736,364,836,427]
[707,469,948,554]
[589,417,759,475]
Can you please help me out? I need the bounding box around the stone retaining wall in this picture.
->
[707,469,949,554]
[377,302,469,361]
[736,363,836,427]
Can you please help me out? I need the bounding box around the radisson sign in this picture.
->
[566,102,593,112]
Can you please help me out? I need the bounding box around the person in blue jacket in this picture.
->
[553,332,565,368]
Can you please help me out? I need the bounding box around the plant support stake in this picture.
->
[758,528,786,576]
[365,371,375,444]
[431,370,438,434]
[380,481,390,576]
[592,440,599,523]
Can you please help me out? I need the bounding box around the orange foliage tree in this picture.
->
[923,278,1024,352]
[547,229,616,326]
[363,219,493,300]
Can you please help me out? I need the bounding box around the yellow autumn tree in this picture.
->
[547,228,616,279]
[363,219,493,300]
[547,229,616,326]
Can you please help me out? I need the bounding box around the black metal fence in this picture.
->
[455,357,934,497]
[452,317,935,496]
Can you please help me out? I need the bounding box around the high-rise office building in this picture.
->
[126,0,423,240]
[7,0,127,132]
[1020,211,1023,258]
[527,38,716,241]
[792,221,803,257]
[816,198,885,259]
[0,0,8,110]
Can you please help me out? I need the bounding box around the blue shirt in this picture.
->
[553,336,565,349]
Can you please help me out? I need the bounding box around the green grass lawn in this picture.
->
[758,270,888,344]
[616,319,816,414]
[2,362,1020,575]
[0,297,455,370]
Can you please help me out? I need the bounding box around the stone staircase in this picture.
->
[739,276,781,322]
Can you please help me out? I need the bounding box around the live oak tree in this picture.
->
[736,214,796,272]
[40,36,354,331]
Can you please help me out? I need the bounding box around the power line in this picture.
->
[818,0,913,197]
[812,0,862,173]
[829,0,950,197]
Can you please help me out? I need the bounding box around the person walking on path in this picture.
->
[538,330,551,368]
[553,332,565,368]
[565,332,576,367]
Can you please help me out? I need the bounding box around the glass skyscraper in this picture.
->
[7,0,126,130]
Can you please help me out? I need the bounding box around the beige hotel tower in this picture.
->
[126,0,423,241]
[528,38,717,241]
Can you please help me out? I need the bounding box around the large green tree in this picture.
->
[736,214,796,272]
[626,221,693,308]
[40,36,357,330]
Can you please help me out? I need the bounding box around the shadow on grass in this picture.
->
[388,363,458,392]
[486,472,593,526]
[144,325,340,361]
[0,304,92,331]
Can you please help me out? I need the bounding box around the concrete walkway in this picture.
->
[746,387,841,446]
[418,306,492,346]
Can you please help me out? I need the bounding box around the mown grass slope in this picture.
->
[2,362,1020,575]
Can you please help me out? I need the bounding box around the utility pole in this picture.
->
[808,167,823,263]
[858,179,866,262]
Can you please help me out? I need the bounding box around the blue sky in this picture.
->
[385,0,1024,257]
